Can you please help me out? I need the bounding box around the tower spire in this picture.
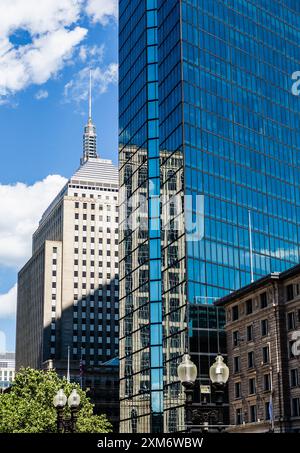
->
[81,68,98,164]
[89,68,92,120]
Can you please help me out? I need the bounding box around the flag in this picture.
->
[79,351,84,388]
[269,399,273,421]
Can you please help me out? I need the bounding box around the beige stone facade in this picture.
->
[16,158,119,374]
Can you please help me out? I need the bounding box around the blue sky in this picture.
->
[0,0,118,352]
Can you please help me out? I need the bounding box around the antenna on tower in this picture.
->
[89,69,92,120]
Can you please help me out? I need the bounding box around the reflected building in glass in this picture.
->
[119,0,300,432]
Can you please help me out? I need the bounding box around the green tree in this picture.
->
[0,368,113,433]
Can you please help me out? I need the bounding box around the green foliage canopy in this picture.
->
[0,368,112,433]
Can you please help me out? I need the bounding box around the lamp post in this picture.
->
[53,389,81,433]
[177,354,198,432]
[178,354,229,432]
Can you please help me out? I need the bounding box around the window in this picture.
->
[246,299,253,315]
[288,312,296,330]
[75,202,79,208]
[233,330,239,347]
[298,309,300,323]
[234,356,240,373]
[264,373,271,391]
[247,325,253,342]
[249,378,256,395]
[235,382,241,399]
[248,351,254,369]
[291,398,300,417]
[287,284,294,301]
[250,405,257,422]
[236,408,243,425]
[290,369,299,387]
[261,319,268,337]
[260,292,268,308]
[232,305,239,321]
[262,345,270,364]
[75,213,79,220]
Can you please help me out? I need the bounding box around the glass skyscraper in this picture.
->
[119,0,300,433]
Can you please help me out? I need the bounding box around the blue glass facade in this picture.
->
[119,0,300,432]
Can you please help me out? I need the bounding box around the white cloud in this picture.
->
[64,63,117,105]
[0,0,87,98]
[86,0,118,25]
[78,44,105,63]
[0,0,83,36]
[0,284,17,318]
[35,89,49,100]
[0,175,67,269]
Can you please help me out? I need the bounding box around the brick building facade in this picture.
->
[216,265,300,432]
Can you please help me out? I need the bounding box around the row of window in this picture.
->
[74,224,118,235]
[73,305,119,312]
[74,237,118,248]
[232,318,269,346]
[236,397,300,424]
[234,345,270,372]
[234,373,272,398]
[75,201,118,210]
[72,191,118,199]
[232,291,268,320]
[73,314,118,321]
[74,213,118,223]
[75,213,119,223]
[74,260,120,270]
[234,339,300,374]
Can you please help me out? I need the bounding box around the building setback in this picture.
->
[16,99,119,377]
[119,0,300,433]
[216,264,300,432]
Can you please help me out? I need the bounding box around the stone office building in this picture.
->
[16,95,119,375]
[216,265,300,432]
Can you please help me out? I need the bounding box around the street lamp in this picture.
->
[177,354,198,431]
[209,355,229,407]
[178,354,229,432]
[53,389,81,433]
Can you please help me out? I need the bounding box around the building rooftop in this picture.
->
[215,262,300,307]
[71,157,118,186]
[0,352,15,360]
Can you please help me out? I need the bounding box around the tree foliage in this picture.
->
[0,368,112,433]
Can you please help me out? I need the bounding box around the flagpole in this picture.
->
[67,345,70,383]
[268,341,275,432]
[80,348,83,389]
[248,210,254,283]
